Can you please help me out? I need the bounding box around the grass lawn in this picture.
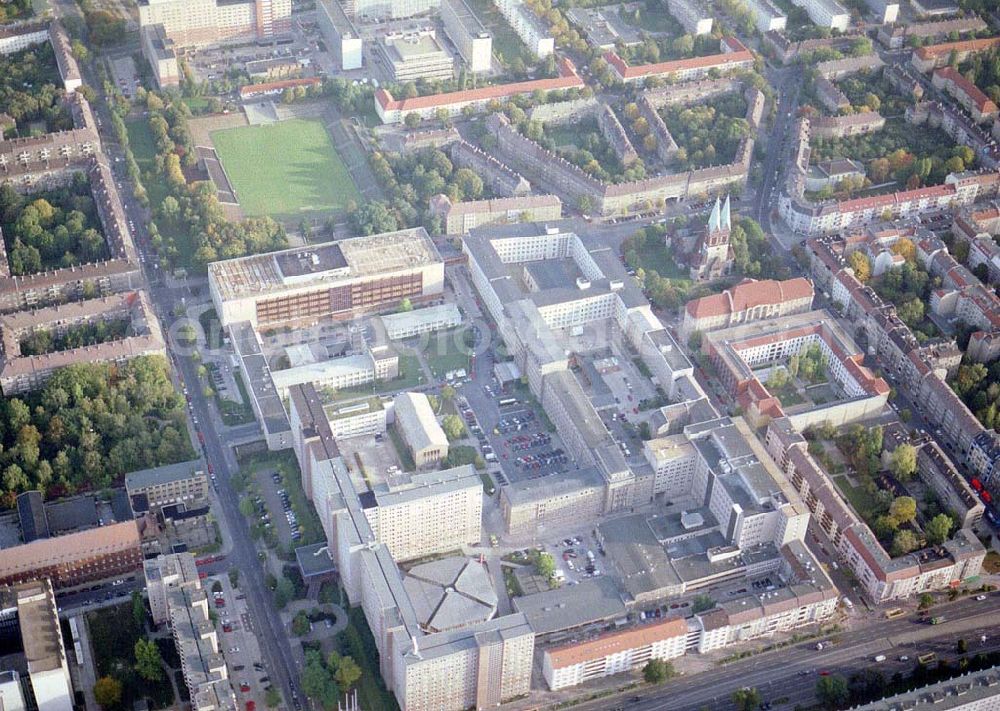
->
[635,237,690,283]
[770,381,806,407]
[211,118,359,219]
[387,423,416,472]
[984,551,1000,575]
[88,603,175,709]
[423,329,472,379]
[834,475,877,517]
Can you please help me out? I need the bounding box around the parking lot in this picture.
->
[251,466,303,546]
[458,385,569,487]
[209,574,269,711]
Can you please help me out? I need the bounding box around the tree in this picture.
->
[442,414,465,441]
[849,251,871,282]
[398,297,413,312]
[93,677,123,708]
[957,638,968,654]
[239,497,257,518]
[643,658,675,684]
[890,444,917,482]
[441,383,456,402]
[274,577,296,609]
[292,611,311,636]
[732,687,762,711]
[849,669,886,704]
[333,655,363,690]
[132,590,146,629]
[534,552,556,579]
[691,594,715,613]
[918,593,934,610]
[301,652,339,709]
[889,496,917,526]
[265,687,282,708]
[816,674,849,709]
[891,529,919,557]
[925,513,954,546]
[134,638,163,682]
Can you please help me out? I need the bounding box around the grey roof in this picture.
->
[16,491,47,543]
[502,466,605,507]
[513,576,627,635]
[393,392,448,454]
[125,460,204,491]
[230,321,290,437]
[371,465,480,508]
[403,557,497,632]
[599,514,681,600]
[44,496,98,534]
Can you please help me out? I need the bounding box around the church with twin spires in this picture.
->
[689,195,735,282]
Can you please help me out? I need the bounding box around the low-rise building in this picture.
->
[604,37,754,84]
[376,30,454,82]
[791,0,850,30]
[393,392,449,467]
[125,460,209,513]
[932,67,999,124]
[911,0,959,18]
[430,193,562,234]
[378,302,463,340]
[911,37,1000,73]
[680,277,814,343]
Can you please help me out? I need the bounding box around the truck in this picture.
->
[873,655,886,662]
[930,616,945,625]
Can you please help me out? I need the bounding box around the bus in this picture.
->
[884,608,906,619]
[918,652,937,665]
[498,397,518,408]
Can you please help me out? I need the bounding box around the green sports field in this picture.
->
[210,118,359,219]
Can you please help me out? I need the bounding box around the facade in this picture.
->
[0,291,165,395]
[137,0,291,48]
[144,553,238,709]
[791,0,849,30]
[317,0,363,70]
[377,302,462,340]
[325,398,388,438]
[125,460,209,512]
[269,344,399,397]
[376,30,454,82]
[877,16,986,49]
[0,521,142,591]
[393,392,449,467]
[543,617,688,690]
[363,466,482,562]
[209,228,445,328]
[666,0,713,35]
[344,0,440,20]
[374,57,582,123]
[431,193,562,235]
[493,0,554,58]
[0,23,48,55]
[440,0,492,73]
[745,0,787,32]
[140,24,181,88]
[680,277,814,343]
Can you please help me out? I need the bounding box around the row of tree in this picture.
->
[662,94,750,172]
[20,317,131,356]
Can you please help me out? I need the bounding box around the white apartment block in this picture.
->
[745,0,788,31]
[441,0,493,73]
[325,399,387,439]
[317,0,363,70]
[493,0,554,57]
[791,0,850,30]
[0,25,49,56]
[666,0,713,35]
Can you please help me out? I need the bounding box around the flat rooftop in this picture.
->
[383,33,448,61]
[16,581,63,674]
[210,228,440,302]
[513,575,627,635]
[445,0,489,37]
[125,460,204,491]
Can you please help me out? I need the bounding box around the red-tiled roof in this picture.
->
[604,38,753,80]
[685,278,814,319]
[934,67,998,112]
[546,616,688,668]
[838,183,954,213]
[914,36,1000,59]
[375,57,582,113]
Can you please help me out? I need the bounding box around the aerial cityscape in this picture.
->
[0,0,999,709]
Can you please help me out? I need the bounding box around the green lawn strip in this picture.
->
[210,118,360,219]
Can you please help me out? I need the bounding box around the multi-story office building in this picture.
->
[286,382,534,711]
[140,24,180,88]
[431,193,562,235]
[317,0,363,70]
[343,0,440,20]
[0,580,74,711]
[376,30,454,81]
[0,521,142,591]
[666,0,713,35]
[125,461,209,513]
[440,0,492,72]
[209,229,445,328]
[393,392,449,468]
[137,0,291,48]
[144,551,200,626]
